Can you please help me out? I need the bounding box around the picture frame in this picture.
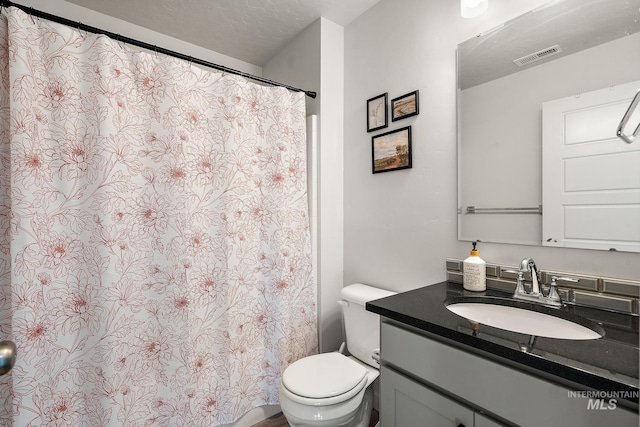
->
[391,90,419,121]
[371,126,412,174]
[367,93,388,132]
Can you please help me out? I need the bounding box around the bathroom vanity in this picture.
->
[366,282,639,427]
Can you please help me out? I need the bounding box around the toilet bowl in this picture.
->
[278,284,395,427]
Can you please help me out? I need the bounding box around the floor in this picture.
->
[252,409,380,427]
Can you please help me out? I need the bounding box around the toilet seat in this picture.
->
[281,353,369,405]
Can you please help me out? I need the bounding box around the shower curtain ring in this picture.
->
[28,7,35,23]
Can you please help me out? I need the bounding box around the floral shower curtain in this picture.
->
[0,7,317,426]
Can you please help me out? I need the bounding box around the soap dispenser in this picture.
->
[463,241,486,292]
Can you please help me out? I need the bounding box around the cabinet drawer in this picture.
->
[381,365,474,427]
[381,321,638,427]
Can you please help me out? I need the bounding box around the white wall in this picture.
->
[265,18,346,353]
[8,0,260,76]
[344,0,639,294]
[263,20,322,117]
[317,19,345,353]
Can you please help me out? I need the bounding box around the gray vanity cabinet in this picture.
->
[379,320,638,427]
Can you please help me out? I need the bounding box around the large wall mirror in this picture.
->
[457,0,640,252]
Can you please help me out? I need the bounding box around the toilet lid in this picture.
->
[282,353,367,399]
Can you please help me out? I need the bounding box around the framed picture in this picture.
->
[371,126,412,174]
[367,93,388,132]
[391,90,419,121]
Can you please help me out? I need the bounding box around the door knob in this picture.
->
[0,340,16,376]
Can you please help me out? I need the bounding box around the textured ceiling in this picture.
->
[65,0,382,66]
[458,0,640,89]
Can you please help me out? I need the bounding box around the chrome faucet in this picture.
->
[519,258,541,295]
[502,258,578,308]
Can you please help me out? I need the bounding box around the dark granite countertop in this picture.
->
[366,281,639,408]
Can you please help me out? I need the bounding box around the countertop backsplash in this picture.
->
[447,258,640,315]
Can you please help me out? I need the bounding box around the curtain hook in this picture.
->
[29,7,35,24]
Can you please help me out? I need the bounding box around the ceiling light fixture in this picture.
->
[461,0,488,18]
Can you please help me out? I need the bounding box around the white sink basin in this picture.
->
[445,299,603,340]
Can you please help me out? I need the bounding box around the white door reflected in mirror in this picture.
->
[542,81,640,252]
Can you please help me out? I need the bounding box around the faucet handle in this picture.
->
[548,276,579,304]
[550,276,579,285]
[502,268,526,294]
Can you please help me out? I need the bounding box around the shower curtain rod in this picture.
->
[0,0,317,99]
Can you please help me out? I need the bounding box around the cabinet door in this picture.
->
[380,366,474,427]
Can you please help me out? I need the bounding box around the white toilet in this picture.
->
[279,283,395,427]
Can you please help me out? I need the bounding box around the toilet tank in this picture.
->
[340,283,396,368]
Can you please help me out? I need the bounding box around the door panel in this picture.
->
[542,80,640,252]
